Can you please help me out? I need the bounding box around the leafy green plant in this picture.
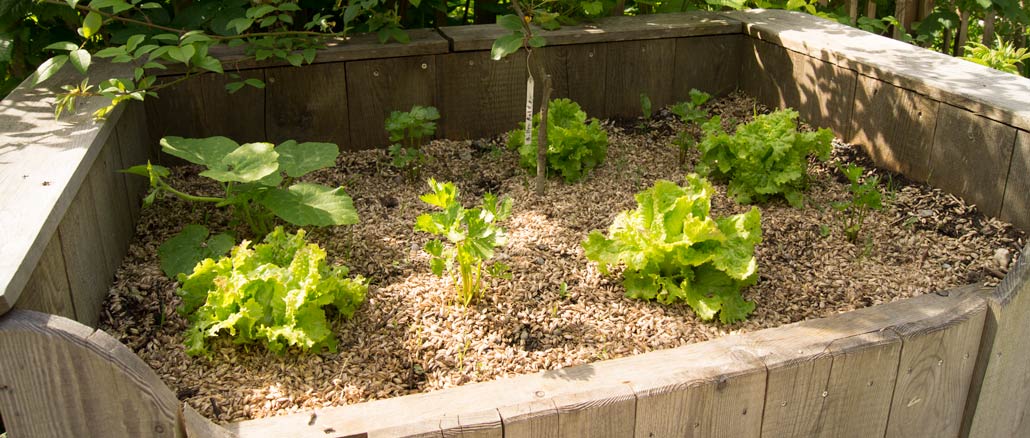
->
[962,36,1030,74]
[178,227,367,356]
[669,88,712,165]
[158,224,235,279]
[831,164,883,243]
[415,179,513,305]
[582,174,762,324]
[640,93,652,121]
[508,98,608,182]
[695,108,833,207]
[123,136,357,236]
[386,105,440,180]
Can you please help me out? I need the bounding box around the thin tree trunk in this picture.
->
[848,0,858,25]
[982,10,995,45]
[954,8,970,56]
[943,27,952,54]
[613,0,625,16]
[536,75,552,196]
[866,0,876,19]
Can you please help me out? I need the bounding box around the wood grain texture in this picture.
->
[603,39,676,119]
[498,399,559,438]
[849,74,940,182]
[885,293,986,438]
[1000,131,1029,232]
[673,34,745,99]
[440,11,740,51]
[721,9,1030,132]
[0,310,182,438]
[533,44,608,119]
[145,69,266,146]
[438,51,526,140]
[553,382,635,438]
[0,64,127,316]
[928,103,1016,217]
[964,243,1030,438]
[457,410,502,438]
[57,181,110,328]
[740,37,856,138]
[114,101,154,224]
[88,135,134,277]
[265,62,349,148]
[14,233,75,320]
[346,55,438,150]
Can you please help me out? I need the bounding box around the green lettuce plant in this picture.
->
[415,179,512,305]
[508,98,608,183]
[178,227,367,356]
[124,136,357,237]
[582,174,762,324]
[386,105,440,180]
[695,108,832,207]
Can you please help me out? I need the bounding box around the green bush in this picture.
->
[508,98,608,183]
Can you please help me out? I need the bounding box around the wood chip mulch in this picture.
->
[99,92,1026,423]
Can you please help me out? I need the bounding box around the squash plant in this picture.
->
[583,174,762,324]
[415,179,513,305]
[386,105,440,180]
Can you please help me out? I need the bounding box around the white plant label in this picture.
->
[524,75,534,147]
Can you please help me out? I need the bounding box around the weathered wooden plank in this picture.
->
[439,11,740,51]
[849,74,940,183]
[145,69,266,147]
[346,55,438,150]
[740,37,856,137]
[964,243,1030,438]
[0,64,128,316]
[14,233,75,320]
[1000,131,1029,232]
[265,62,350,148]
[672,34,745,99]
[88,135,134,277]
[457,410,502,437]
[603,39,676,119]
[928,103,1016,217]
[533,43,608,119]
[115,101,154,224]
[554,381,636,438]
[498,399,559,438]
[57,181,110,328]
[721,9,1030,132]
[438,51,526,140]
[885,292,986,438]
[0,310,182,438]
[631,342,765,438]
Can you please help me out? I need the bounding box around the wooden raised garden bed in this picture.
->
[1,9,1028,438]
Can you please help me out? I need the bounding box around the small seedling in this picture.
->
[640,93,652,122]
[832,164,883,243]
[386,105,440,181]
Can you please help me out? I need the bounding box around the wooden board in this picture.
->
[265,62,350,148]
[0,310,182,438]
[14,233,75,320]
[498,399,559,438]
[928,103,1017,217]
[553,381,635,438]
[885,294,986,438]
[849,74,940,183]
[603,39,676,119]
[672,34,745,99]
[438,51,526,140]
[720,9,1030,132]
[740,38,857,137]
[439,11,741,51]
[115,101,155,224]
[964,244,1030,438]
[345,55,438,150]
[57,182,110,328]
[1000,131,1029,232]
[88,135,135,277]
[145,69,266,146]
[0,64,127,316]
[534,44,608,120]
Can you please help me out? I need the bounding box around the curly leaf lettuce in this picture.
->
[582,175,762,323]
[508,98,609,183]
[178,227,367,356]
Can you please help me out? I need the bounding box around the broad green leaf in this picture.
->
[125,34,145,52]
[168,44,196,64]
[157,224,234,279]
[582,1,603,16]
[243,78,265,88]
[43,41,77,51]
[119,163,170,179]
[32,55,68,85]
[275,141,339,177]
[196,56,224,73]
[68,49,90,74]
[528,36,546,48]
[152,33,179,42]
[491,33,523,61]
[260,183,359,227]
[247,4,276,18]
[200,142,279,183]
[82,12,102,39]
[160,136,240,167]
[497,14,524,32]
[226,17,254,34]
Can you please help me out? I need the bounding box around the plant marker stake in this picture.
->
[524,74,534,148]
